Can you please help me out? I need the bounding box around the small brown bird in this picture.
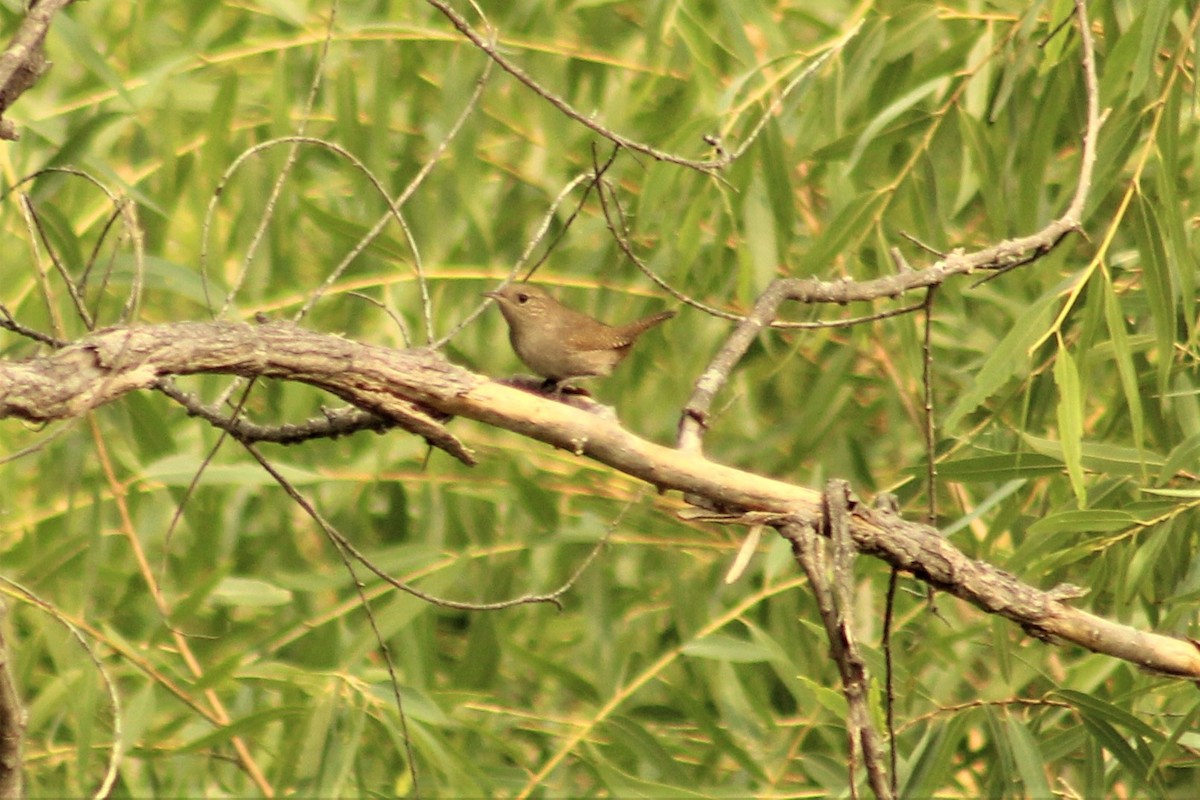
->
[485,284,674,389]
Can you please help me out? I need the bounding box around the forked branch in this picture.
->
[1,320,1197,679]
[676,0,1102,452]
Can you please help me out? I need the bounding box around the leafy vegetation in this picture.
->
[1,0,1199,796]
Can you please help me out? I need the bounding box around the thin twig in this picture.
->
[432,170,599,350]
[425,0,857,176]
[882,566,899,797]
[242,442,422,797]
[295,57,494,340]
[0,580,124,799]
[520,143,620,283]
[921,286,939,537]
[422,0,719,173]
[0,302,63,348]
[0,167,144,326]
[22,195,95,330]
[0,599,25,800]
[596,177,737,319]
[675,0,1103,455]
[241,440,611,613]
[215,5,338,319]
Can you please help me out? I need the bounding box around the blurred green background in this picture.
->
[1,0,1198,796]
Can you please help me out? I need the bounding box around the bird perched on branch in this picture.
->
[485,283,674,391]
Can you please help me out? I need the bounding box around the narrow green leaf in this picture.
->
[605,716,692,785]
[140,454,320,486]
[1038,0,1076,74]
[203,73,239,176]
[509,644,600,704]
[793,674,847,717]
[1081,717,1156,795]
[1097,16,1143,103]
[802,192,888,275]
[1054,342,1087,507]
[668,687,769,783]
[847,77,946,170]
[592,754,710,798]
[760,120,795,248]
[1150,698,1200,775]
[742,170,779,289]
[1132,197,1176,397]
[1123,523,1173,606]
[296,691,336,781]
[1103,276,1146,468]
[1026,510,1136,536]
[210,576,293,608]
[121,392,177,459]
[1141,487,1200,499]
[54,15,135,108]
[455,614,501,690]
[1022,435,1165,475]
[936,454,1062,482]
[902,712,971,798]
[982,708,1018,784]
[1154,89,1195,341]
[175,707,303,754]
[1056,690,1165,742]
[1131,0,1171,100]
[318,701,367,798]
[941,479,1026,536]
[682,633,774,663]
[1004,717,1053,799]
[945,286,1057,429]
[112,255,222,307]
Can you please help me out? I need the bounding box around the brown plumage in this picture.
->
[485,284,674,386]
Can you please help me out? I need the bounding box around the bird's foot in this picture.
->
[540,378,591,397]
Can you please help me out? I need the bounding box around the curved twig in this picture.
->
[675,1,1102,453]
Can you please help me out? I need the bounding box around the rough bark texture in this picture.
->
[2,320,1199,679]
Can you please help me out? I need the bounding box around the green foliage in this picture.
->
[2,0,1200,796]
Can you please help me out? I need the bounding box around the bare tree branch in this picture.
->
[154,379,403,445]
[785,481,893,800]
[2,320,1198,679]
[676,0,1101,454]
[0,0,73,141]
[0,320,476,465]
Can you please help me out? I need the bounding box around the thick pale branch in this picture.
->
[2,321,1198,678]
[0,321,477,464]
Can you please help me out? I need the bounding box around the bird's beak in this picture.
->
[483,290,500,300]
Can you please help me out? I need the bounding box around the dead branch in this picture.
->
[1,320,1198,679]
[0,320,477,465]
[0,0,74,141]
[786,481,893,800]
[676,0,1101,453]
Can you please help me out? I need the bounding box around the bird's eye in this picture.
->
[516,293,529,304]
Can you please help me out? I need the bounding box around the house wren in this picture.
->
[485,284,674,388]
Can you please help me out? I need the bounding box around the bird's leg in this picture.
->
[539,377,592,397]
